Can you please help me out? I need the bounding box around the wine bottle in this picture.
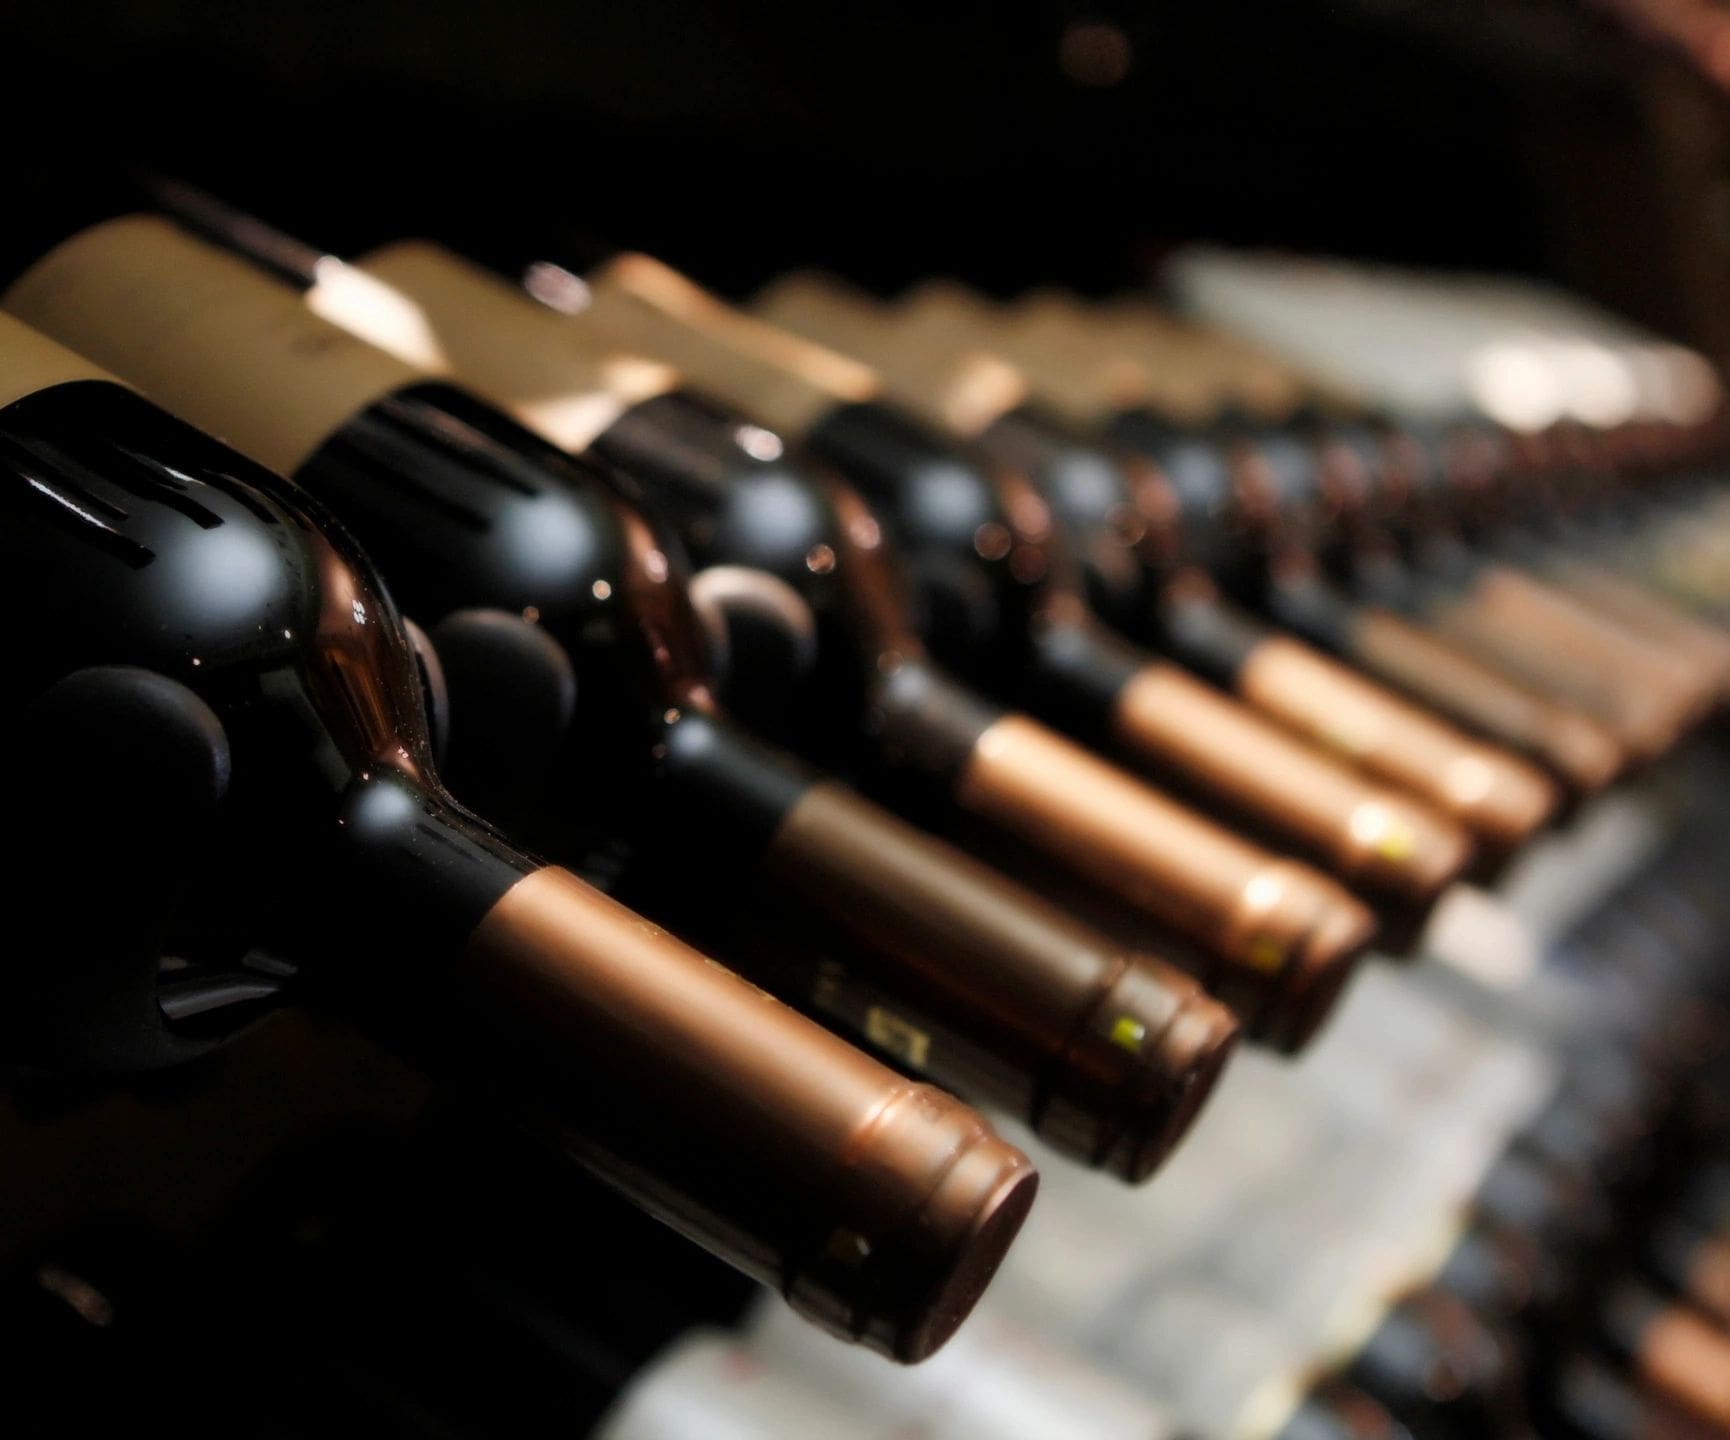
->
[13,1136,924,1440]
[299,238,1380,1044]
[281,783,1730,1431]
[939,284,1713,775]
[220,1109,1190,1440]
[0,311,1036,1361]
[1076,290,1716,756]
[1406,418,1730,702]
[124,183,1379,1053]
[1156,239,1729,554]
[993,292,1630,795]
[0,196,1252,1179]
[1541,548,1730,703]
[946,281,1712,771]
[1454,420,1730,705]
[1278,417,1714,750]
[460,241,1476,921]
[749,272,1562,858]
[977,815,1728,1439]
[892,281,1668,796]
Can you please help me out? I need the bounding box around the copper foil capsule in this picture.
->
[462,866,1039,1362]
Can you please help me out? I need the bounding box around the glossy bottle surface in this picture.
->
[2,209,1237,1182]
[0,365,1037,1358]
[1,377,532,984]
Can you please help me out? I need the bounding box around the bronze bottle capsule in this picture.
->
[464,868,1039,1363]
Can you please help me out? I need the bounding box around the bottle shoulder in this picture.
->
[0,380,435,780]
[2,382,322,663]
[300,380,635,621]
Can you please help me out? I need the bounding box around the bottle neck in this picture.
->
[319,771,536,970]
[1153,588,1271,689]
[1023,616,1145,741]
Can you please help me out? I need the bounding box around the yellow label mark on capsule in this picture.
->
[865,1007,932,1070]
[1322,723,1375,758]
[1246,936,1288,973]
[1109,1016,1148,1054]
[1375,823,1417,862]
[1322,727,1355,754]
[1351,802,1415,862]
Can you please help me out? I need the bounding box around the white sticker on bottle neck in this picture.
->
[0,311,122,413]
[3,216,420,476]
[346,241,679,453]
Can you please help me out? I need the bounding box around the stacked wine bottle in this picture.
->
[3,177,1729,1437]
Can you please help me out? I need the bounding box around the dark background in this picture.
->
[5,1,1730,347]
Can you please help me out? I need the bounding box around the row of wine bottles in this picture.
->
[4,174,1729,1380]
[9,781,1730,1437]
